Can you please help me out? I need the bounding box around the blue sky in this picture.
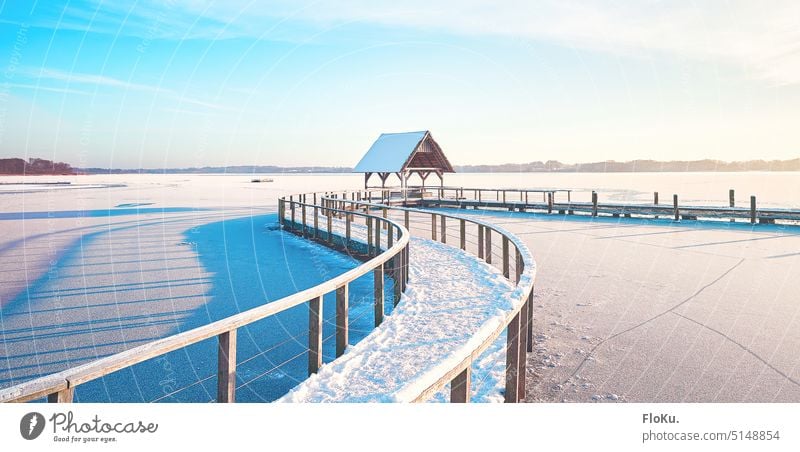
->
[0,1,798,168]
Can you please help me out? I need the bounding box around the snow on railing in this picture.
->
[0,200,409,404]
[380,185,800,224]
[284,189,536,402]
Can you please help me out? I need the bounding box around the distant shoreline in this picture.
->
[2,156,799,175]
[76,157,800,174]
[3,169,800,176]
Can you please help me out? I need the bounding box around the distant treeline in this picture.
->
[78,165,352,174]
[0,158,75,175]
[455,158,800,173]
[4,157,799,175]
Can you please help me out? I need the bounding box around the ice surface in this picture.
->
[3,174,800,402]
[0,178,387,401]
[451,209,800,402]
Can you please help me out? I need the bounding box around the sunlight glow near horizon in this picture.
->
[0,1,798,168]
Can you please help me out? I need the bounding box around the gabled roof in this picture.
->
[353,130,454,173]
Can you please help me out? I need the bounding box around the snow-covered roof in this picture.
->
[353,131,428,173]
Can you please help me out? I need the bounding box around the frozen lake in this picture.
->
[452,209,800,402]
[2,170,800,208]
[0,175,397,401]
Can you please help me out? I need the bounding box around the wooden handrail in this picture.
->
[313,193,536,403]
[1,200,409,403]
[4,187,537,404]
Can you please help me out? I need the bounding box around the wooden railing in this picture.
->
[283,190,536,403]
[0,201,409,403]
[355,185,800,224]
[3,188,536,404]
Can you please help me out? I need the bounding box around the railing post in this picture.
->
[308,296,323,375]
[502,236,510,279]
[367,217,372,256]
[400,245,407,292]
[404,210,410,230]
[547,192,553,214]
[217,329,237,403]
[278,199,285,226]
[450,367,472,403]
[374,264,384,326]
[393,246,402,306]
[517,298,529,399]
[730,189,735,222]
[502,190,506,204]
[505,313,521,403]
[291,201,296,226]
[327,209,333,244]
[460,219,466,250]
[405,244,410,289]
[477,225,484,259]
[485,229,493,264]
[440,215,447,244]
[527,290,534,352]
[431,214,437,241]
[750,196,757,224]
[48,388,74,403]
[383,207,388,230]
[313,207,319,239]
[302,205,307,238]
[673,194,679,221]
[592,191,598,217]
[654,191,659,205]
[345,213,351,245]
[374,218,381,252]
[336,285,349,357]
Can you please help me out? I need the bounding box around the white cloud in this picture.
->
[287,0,800,85]
[18,67,234,111]
[4,82,91,95]
[31,1,800,85]
[30,68,161,92]
[62,0,799,85]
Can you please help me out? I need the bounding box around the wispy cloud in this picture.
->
[286,0,800,86]
[18,66,234,111]
[160,106,219,116]
[4,82,91,95]
[40,0,800,85]
[29,67,161,92]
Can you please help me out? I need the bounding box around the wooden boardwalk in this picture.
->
[340,186,800,225]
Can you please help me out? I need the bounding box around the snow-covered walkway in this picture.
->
[279,234,516,402]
